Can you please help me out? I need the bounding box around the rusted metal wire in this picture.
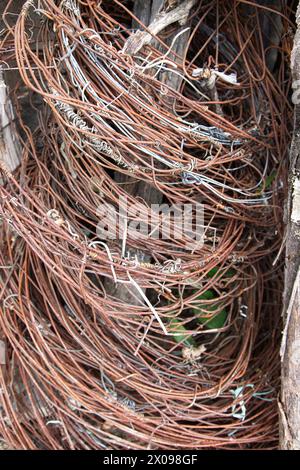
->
[0,0,293,449]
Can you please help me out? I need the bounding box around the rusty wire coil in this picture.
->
[0,0,294,449]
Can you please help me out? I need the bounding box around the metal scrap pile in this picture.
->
[0,0,293,449]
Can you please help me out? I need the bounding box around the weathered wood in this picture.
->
[123,0,196,55]
[0,1,26,178]
[132,0,152,30]
[280,2,300,450]
[0,69,21,177]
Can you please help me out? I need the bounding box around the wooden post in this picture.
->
[0,69,21,178]
[280,1,300,450]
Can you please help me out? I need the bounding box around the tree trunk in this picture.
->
[0,70,21,178]
[280,1,300,450]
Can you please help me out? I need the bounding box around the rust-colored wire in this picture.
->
[0,0,293,449]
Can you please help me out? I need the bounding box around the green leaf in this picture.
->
[258,171,277,194]
[194,289,227,329]
[207,266,235,279]
[197,306,227,329]
[169,318,195,346]
[197,289,215,300]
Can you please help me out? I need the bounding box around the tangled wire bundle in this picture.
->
[0,0,294,449]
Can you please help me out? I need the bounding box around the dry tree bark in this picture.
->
[0,1,24,178]
[0,69,21,179]
[280,2,300,451]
